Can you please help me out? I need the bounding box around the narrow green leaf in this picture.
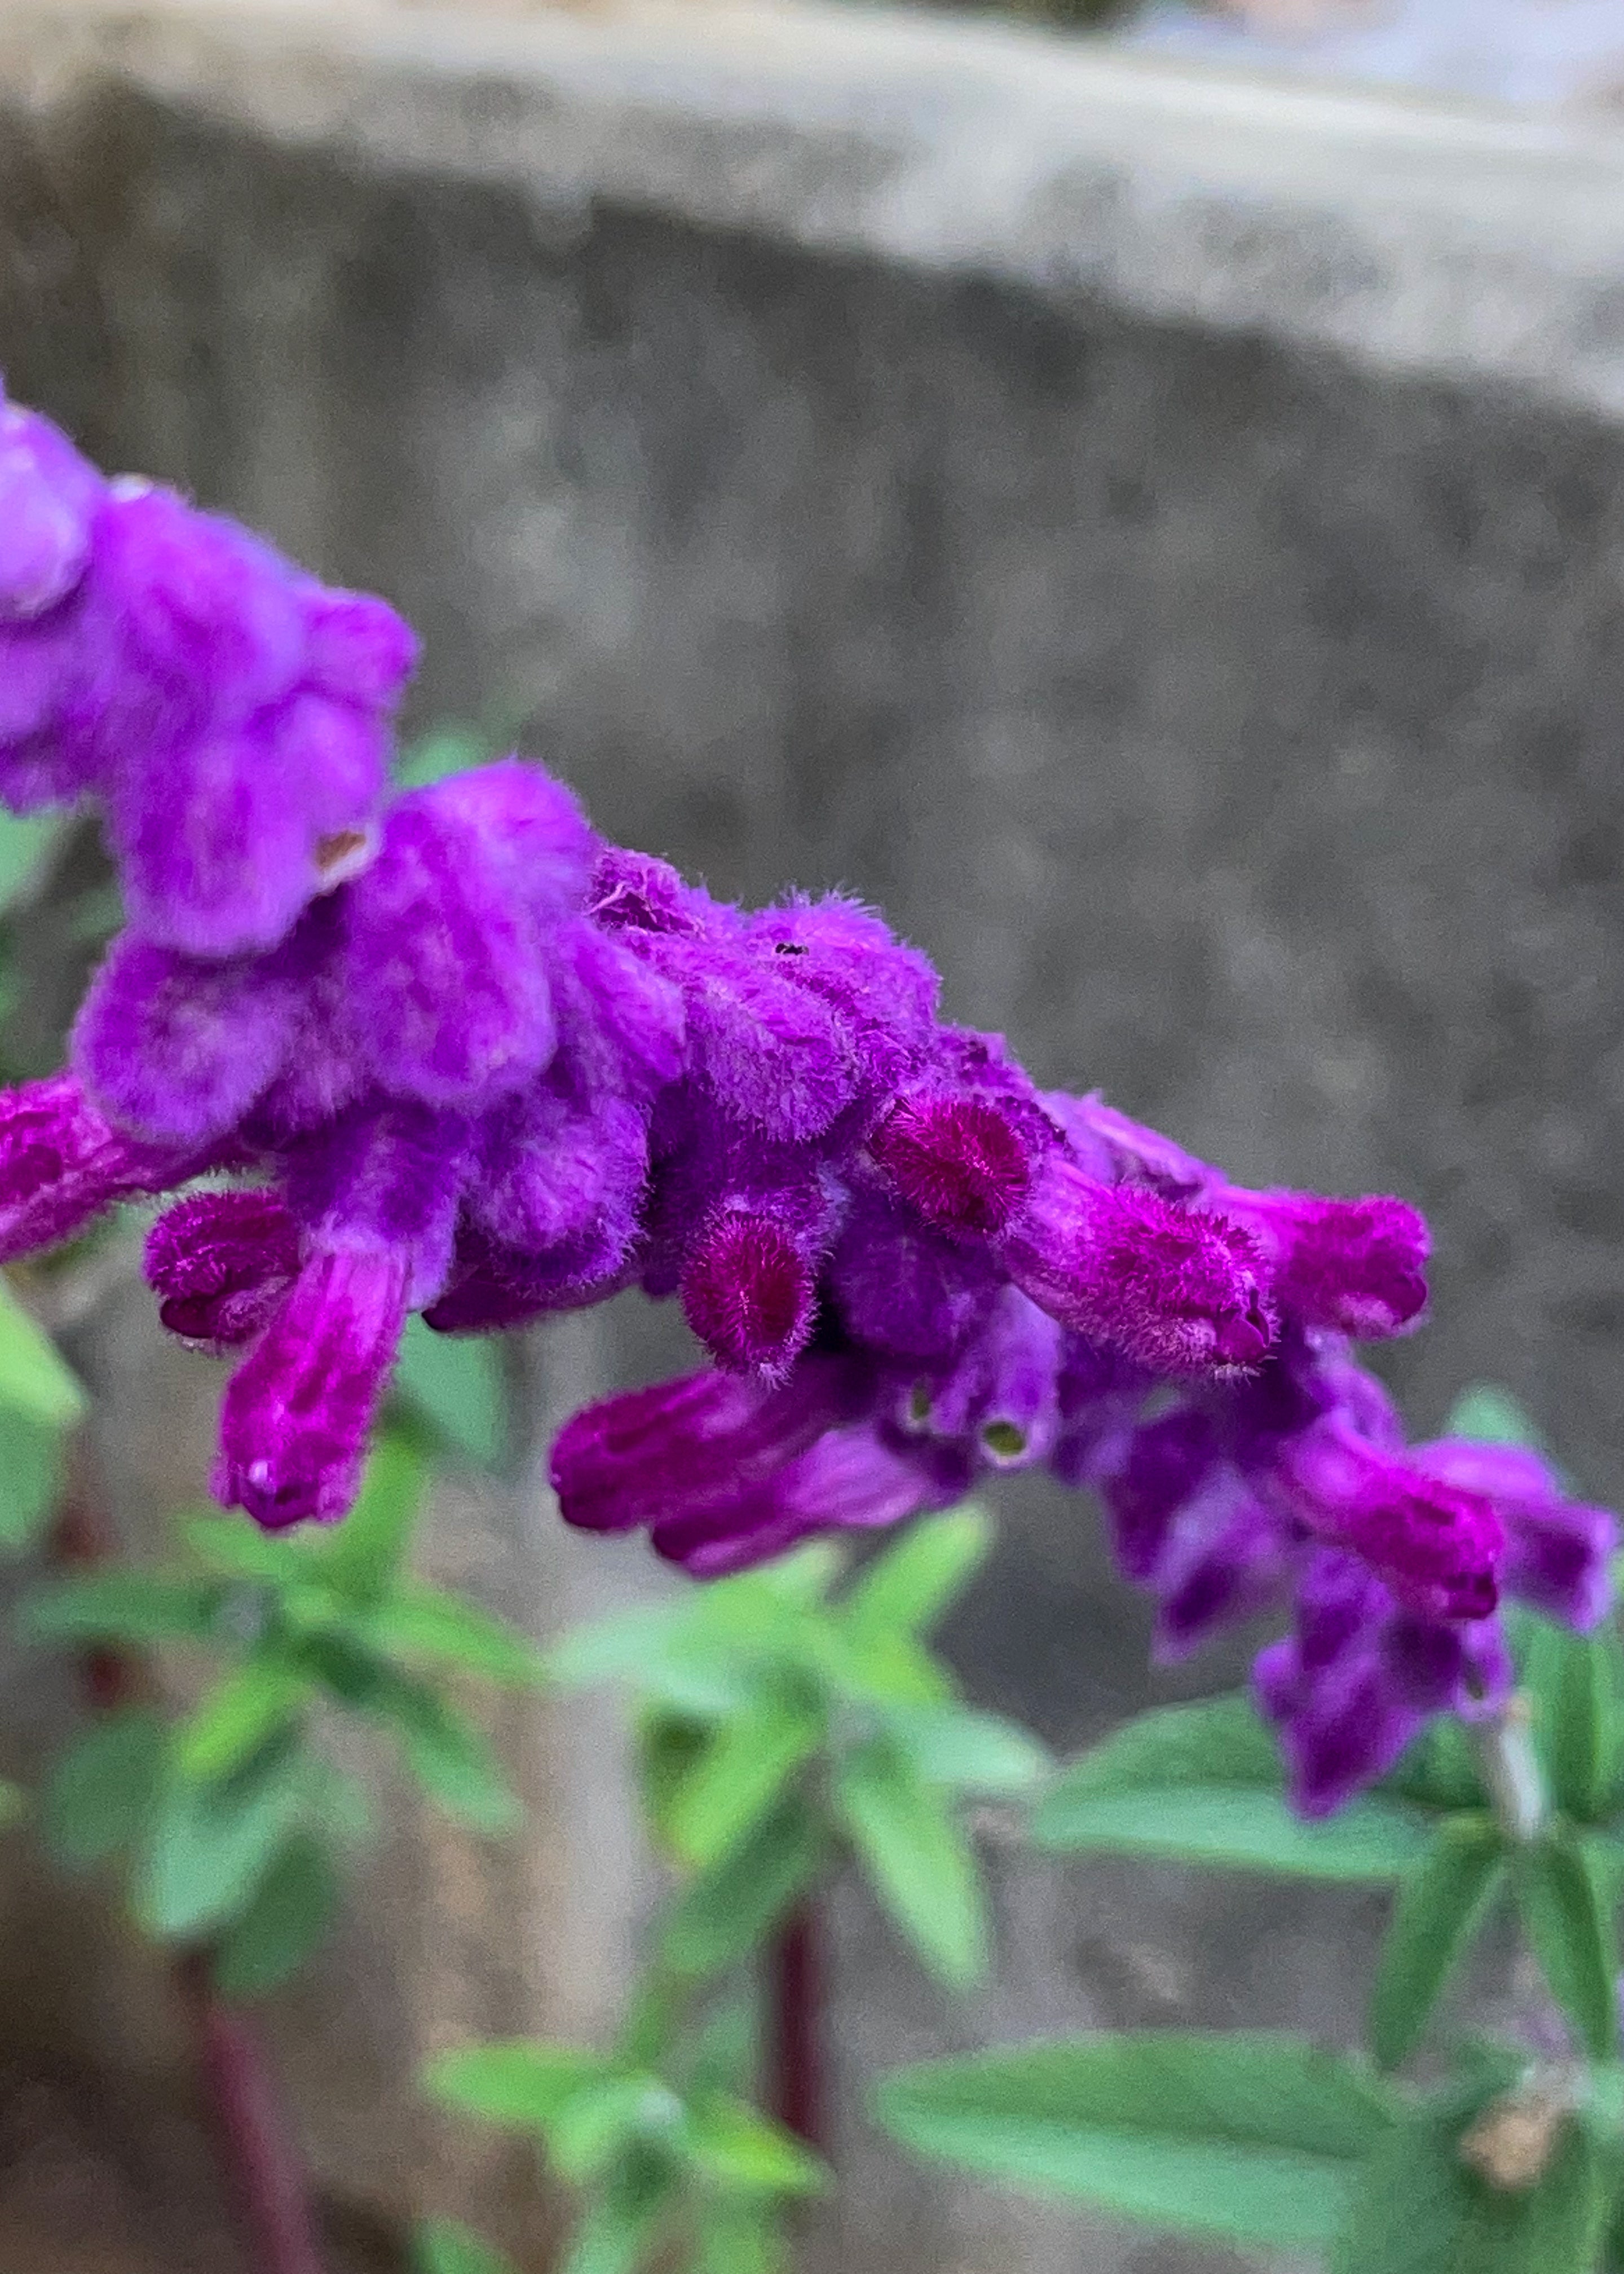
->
[393,1316,505,1470]
[1442,1385,1546,1448]
[805,1618,955,1711]
[551,2077,679,2183]
[378,1678,521,1835]
[1039,1694,1283,1808]
[0,1277,83,1427]
[888,1704,1049,1794]
[1035,1784,1431,1882]
[176,1660,312,1784]
[842,1507,994,1640]
[661,1796,825,1980]
[693,2205,784,2274]
[212,1832,339,1997]
[877,2033,1393,2251]
[542,1604,691,1691]
[1369,1815,1506,2070]
[135,1739,308,1940]
[43,1706,166,1868]
[1383,1716,1485,1814]
[557,2180,671,2274]
[1516,2114,1613,2274]
[313,1433,429,1602]
[1329,2100,1476,2274]
[833,1735,988,1991]
[413,2220,520,2274]
[1518,1832,1619,2060]
[425,2040,611,2131]
[0,1405,62,1550]
[667,1692,824,1871]
[1524,1619,1613,1822]
[359,1584,546,1688]
[748,1541,844,1606]
[681,2093,826,2197]
[19,1570,225,1647]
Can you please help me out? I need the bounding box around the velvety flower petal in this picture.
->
[73,930,298,1147]
[870,1092,1034,1238]
[0,396,101,620]
[1282,1420,1504,1623]
[1101,1408,1220,1582]
[1226,1189,1429,1340]
[214,1247,409,1529]
[283,1099,470,1307]
[652,1423,959,1578]
[144,1187,301,1350]
[920,1286,1063,1467]
[1002,1155,1275,1374]
[0,1072,208,1259]
[299,587,417,709]
[744,893,939,1096]
[827,1187,999,1360]
[1051,1092,1213,1201]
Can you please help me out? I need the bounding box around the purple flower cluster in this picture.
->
[0,389,1611,1817]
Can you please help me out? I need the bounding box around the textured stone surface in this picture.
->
[3,6,1624,2268]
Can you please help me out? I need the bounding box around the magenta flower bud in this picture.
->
[144,1188,301,1350]
[0,1072,205,1259]
[1001,1154,1275,1376]
[214,1246,409,1529]
[681,1210,818,1381]
[1226,1189,1429,1339]
[870,1092,1033,1237]
[1283,1420,1504,1622]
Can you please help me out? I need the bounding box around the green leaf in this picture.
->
[0,1276,82,1427]
[887,1704,1049,1794]
[877,2033,1393,2250]
[1524,1620,1613,1822]
[393,1316,505,1470]
[184,1515,314,1584]
[661,1796,825,1980]
[842,1506,993,1640]
[176,1659,312,1784]
[425,2040,610,2131]
[19,1570,225,1647]
[693,2205,783,2274]
[1442,1384,1546,1448]
[414,2220,520,2274]
[667,1692,824,1871]
[0,1405,62,1550]
[681,2093,826,2197]
[377,1678,520,1835]
[359,1583,545,1688]
[749,1541,845,1606]
[1039,1694,1283,1807]
[43,1706,165,1868]
[544,1604,692,1691]
[833,1735,988,1991]
[211,1832,339,1997]
[1384,1717,1485,1814]
[557,2179,671,2274]
[135,1739,308,1940]
[1370,1815,1506,2070]
[313,1433,429,1602]
[1517,1831,1619,2060]
[551,2077,679,2183]
[0,809,63,913]
[1329,2099,1477,2274]
[1036,1784,1432,1882]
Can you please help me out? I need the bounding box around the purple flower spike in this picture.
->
[144,1187,300,1350]
[0,1072,206,1259]
[1002,1156,1276,1374]
[1228,1190,1429,1339]
[1283,1419,1504,1622]
[215,1246,409,1530]
[681,1210,818,1380]
[870,1093,1034,1237]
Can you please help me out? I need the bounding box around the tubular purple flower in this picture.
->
[0,1072,208,1259]
[214,1246,409,1530]
[1415,1439,1616,1630]
[1000,1154,1276,1374]
[1221,1189,1429,1340]
[1280,1417,1504,1622]
[144,1187,300,1351]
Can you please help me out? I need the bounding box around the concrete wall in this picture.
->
[3,6,1624,2267]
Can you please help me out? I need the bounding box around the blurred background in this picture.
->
[3,0,1624,2267]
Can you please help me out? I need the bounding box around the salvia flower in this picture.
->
[0,386,1610,1820]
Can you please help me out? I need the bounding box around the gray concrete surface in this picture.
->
[3,3,1624,2267]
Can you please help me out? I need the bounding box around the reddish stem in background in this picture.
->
[769,1903,822,2153]
[48,1439,327,2274]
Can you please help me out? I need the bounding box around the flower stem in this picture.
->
[768,1903,823,2152]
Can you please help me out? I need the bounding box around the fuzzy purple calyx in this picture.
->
[680,1210,818,1380]
[144,1188,301,1351]
[0,1072,207,1259]
[870,1092,1033,1237]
